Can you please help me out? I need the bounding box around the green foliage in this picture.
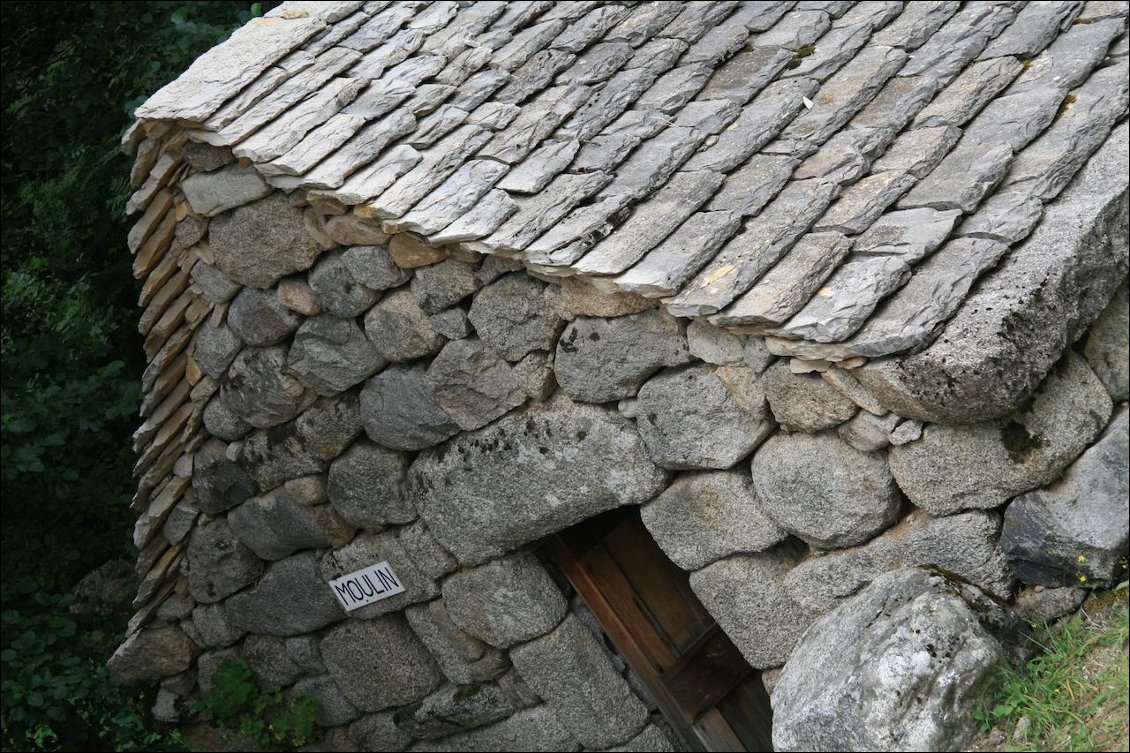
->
[194,659,318,751]
[976,591,1129,752]
[0,2,271,750]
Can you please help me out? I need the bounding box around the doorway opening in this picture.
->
[546,506,773,752]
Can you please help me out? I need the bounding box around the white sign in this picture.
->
[329,561,406,612]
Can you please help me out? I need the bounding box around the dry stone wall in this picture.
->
[112,118,1129,751]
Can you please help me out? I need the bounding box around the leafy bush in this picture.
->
[195,658,318,751]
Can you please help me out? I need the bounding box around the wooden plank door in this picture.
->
[548,507,773,752]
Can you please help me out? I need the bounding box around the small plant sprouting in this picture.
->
[193,658,317,752]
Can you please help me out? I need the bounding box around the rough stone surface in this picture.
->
[228,491,352,562]
[1013,586,1088,624]
[319,530,438,617]
[194,321,242,380]
[890,352,1114,515]
[220,346,311,429]
[550,276,657,319]
[641,471,786,571]
[762,360,859,432]
[210,193,323,289]
[191,438,255,515]
[772,568,1008,753]
[289,675,360,727]
[360,363,460,451]
[286,314,386,396]
[308,249,381,318]
[608,724,676,753]
[785,510,1013,613]
[277,277,320,316]
[412,259,483,314]
[689,547,818,669]
[1002,405,1129,587]
[1084,283,1129,402]
[108,625,197,684]
[555,311,691,403]
[321,615,444,712]
[425,339,527,431]
[191,603,245,649]
[686,321,774,371]
[393,681,520,740]
[510,615,648,749]
[327,440,413,531]
[341,243,411,291]
[186,518,263,604]
[468,274,562,361]
[415,706,576,752]
[427,307,470,340]
[752,431,901,549]
[852,206,962,263]
[443,551,567,648]
[243,634,303,689]
[405,599,509,686]
[225,552,344,636]
[838,411,899,452]
[192,261,241,304]
[181,163,271,217]
[364,288,446,362]
[629,364,776,470]
[410,394,669,565]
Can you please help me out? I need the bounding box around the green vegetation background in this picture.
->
[1,3,272,749]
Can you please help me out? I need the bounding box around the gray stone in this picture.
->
[416,706,577,752]
[194,320,242,380]
[772,568,1010,752]
[398,522,457,581]
[427,307,471,340]
[613,210,743,299]
[757,9,831,49]
[496,140,580,195]
[630,364,775,470]
[608,724,675,752]
[360,363,460,451]
[871,1,960,49]
[341,244,410,291]
[850,75,939,132]
[412,259,484,314]
[511,352,557,402]
[285,635,324,674]
[243,634,302,689]
[192,261,241,304]
[349,711,413,752]
[286,314,385,396]
[363,288,445,363]
[186,518,263,604]
[410,394,669,565]
[307,249,380,318]
[225,552,345,636]
[689,547,818,668]
[555,311,690,403]
[392,160,509,235]
[889,419,924,446]
[394,682,519,740]
[108,625,197,684]
[405,599,509,686]
[686,321,774,371]
[641,471,786,571]
[226,287,302,347]
[913,57,1025,129]
[698,47,796,104]
[785,509,1013,614]
[210,193,323,289]
[182,141,232,173]
[716,232,853,328]
[1084,283,1129,402]
[1002,405,1129,587]
[192,438,255,515]
[897,4,1017,84]
[549,277,656,320]
[320,530,438,618]
[511,615,648,749]
[327,440,413,531]
[782,21,873,81]
[852,207,962,263]
[468,274,563,361]
[443,551,567,649]
[228,492,352,561]
[289,675,360,727]
[191,602,245,649]
[890,352,1113,515]
[320,615,443,712]
[900,142,1014,213]
[181,164,271,217]
[762,360,859,431]
[816,171,917,235]
[1012,586,1088,624]
[326,214,390,246]
[837,411,899,452]
[220,346,311,429]
[707,155,799,217]
[425,339,527,431]
[752,431,901,549]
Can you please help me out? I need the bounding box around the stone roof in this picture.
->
[130,0,1129,419]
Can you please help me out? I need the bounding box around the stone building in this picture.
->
[111,2,1129,751]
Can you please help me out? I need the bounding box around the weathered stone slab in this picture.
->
[181,164,271,217]
[855,123,1128,422]
[409,395,668,565]
[468,274,562,361]
[430,190,519,244]
[871,1,960,49]
[1002,404,1129,587]
[628,364,775,470]
[555,311,691,403]
[705,155,797,217]
[233,77,367,162]
[641,471,786,571]
[391,160,508,235]
[871,126,960,179]
[614,211,742,298]
[227,287,302,346]
[321,615,443,712]
[1007,16,1124,96]
[510,615,648,749]
[890,352,1113,515]
[913,57,1024,129]
[781,21,873,82]
[485,171,611,252]
[852,207,961,263]
[210,193,323,289]
[287,314,386,396]
[360,363,460,451]
[1084,282,1129,402]
[757,9,831,49]
[752,430,900,549]
[714,232,852,327]
[816,171,916,235]
[685,321,774,372]
[226,551,344,636]
[220,346,311,429]
[762,360,858,432]
[558,68,658,143]
[696,47,793,104]
[958,188,1044,244]
[772,568,1009,753]
[108,625,197,684]
[896,4,1017,84]
[186,517,263,604]
[689,547,818,668]
[496,140,579,195]
[229,491,351,562]
[194,320,242,380]
[899,141,1014,213]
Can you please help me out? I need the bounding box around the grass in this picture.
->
[974,586,1129,752]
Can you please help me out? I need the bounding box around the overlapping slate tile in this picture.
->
[614,211,742,297]
[977,1,1083,61]
[853,208,962,263]
[912,57,1024,129]
[896,4,1017,85]
[870,1,960,50]
[696,47,795,104]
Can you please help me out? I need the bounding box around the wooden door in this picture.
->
[547,507,773,752]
